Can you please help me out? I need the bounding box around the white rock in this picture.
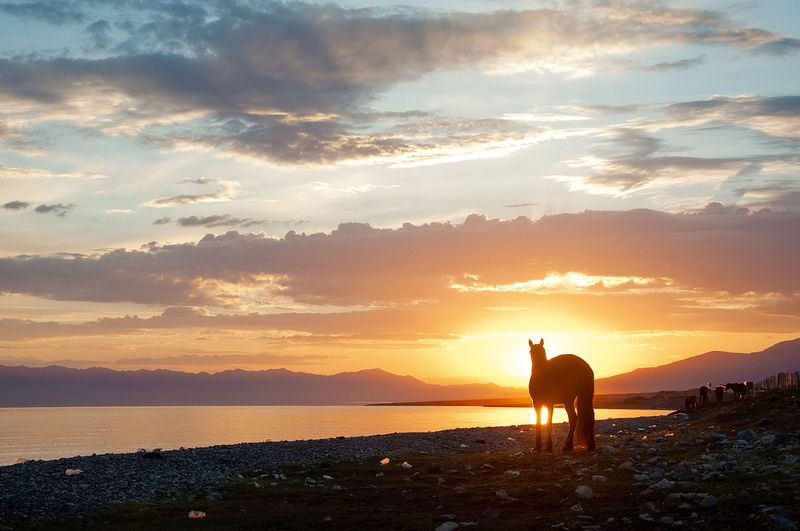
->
[496,489,518,502]
[187,511,206,519]
[504,470,521,478]
[401,461,413,469]
[436,522,460,531]
[575,485,594,499]
[65,468,83,476]
[570,503,584,513]
[375,472,384,478]
[618,461,635,471]
[592,474,607,482]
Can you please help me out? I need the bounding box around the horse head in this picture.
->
[528,338,546,364]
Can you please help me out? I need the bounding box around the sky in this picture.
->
[0,0,798,386]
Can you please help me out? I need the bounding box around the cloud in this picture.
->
[659,95,800,139]
[546,128,800,196]
[178,215,261,228]
[0,2,796,165]
[736,185,800,212]
[0,1,85,25]
[153,216,171,225]
[175,215,306,229]
[2,200,30,210]
[85,19,112,51]
[450,272,672,295]
[142,178,238,207]
[0,164,107,180]
[0,209,797,307]
[33,203,74,217]
[639,55,705,72]
[0,123,51,154]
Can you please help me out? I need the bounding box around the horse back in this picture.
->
[529,354,594,403]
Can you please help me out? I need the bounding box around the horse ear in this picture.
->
[528,339,534,348]
[539,338,544,346]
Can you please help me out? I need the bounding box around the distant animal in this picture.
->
[745,381,754,396]
[699,386,709,407]
[685,395,698,413]
[726,382,747,400]
[715,385,725,404]
[528,338,595,452]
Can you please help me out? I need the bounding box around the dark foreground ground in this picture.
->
[3,391,799,530]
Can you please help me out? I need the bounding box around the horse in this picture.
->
[726,382,747,400]
[699,385,709,407]
[528,338,595,452]
[715,385,725,404]
[685,395,698,413]
[745,381,754,396]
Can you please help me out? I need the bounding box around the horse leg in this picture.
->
[534,405,543,452]
[545,404,554,452]
[562,400,577,452]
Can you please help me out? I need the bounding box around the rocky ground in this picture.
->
[2,390,799,529]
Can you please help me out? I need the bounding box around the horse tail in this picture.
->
[575,381,596,451]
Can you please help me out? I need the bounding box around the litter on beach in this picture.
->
[187,510,206,519]
[65,469,83,476]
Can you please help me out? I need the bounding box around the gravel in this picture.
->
[0,414,676,526]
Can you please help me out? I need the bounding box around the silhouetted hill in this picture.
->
[0,365,521,407]
[596,338,800,394]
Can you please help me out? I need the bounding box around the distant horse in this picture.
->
[726,382,747,400]
[685,395,698,413]
[699,386,709,407]
[528,338,595,452]
[715,385,725,404]
[745,381,754,396]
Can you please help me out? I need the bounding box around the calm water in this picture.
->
[0,406,670,466]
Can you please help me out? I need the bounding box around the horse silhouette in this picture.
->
[685,395,698,413]
[715,385,725,404]
[528,338,595,452]
[726,382,747,400]
[699,385,709,407]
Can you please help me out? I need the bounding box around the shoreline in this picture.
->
[0,413,676,526]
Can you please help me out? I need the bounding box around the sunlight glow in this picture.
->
[450,272,668,294]
[531,406,550,425]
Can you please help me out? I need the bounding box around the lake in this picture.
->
[0,406,671,466]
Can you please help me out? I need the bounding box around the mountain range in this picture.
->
[1,338,798,406]
[0,366,518,407]
[595,338,800,394]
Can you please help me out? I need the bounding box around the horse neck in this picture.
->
[530,352,548,377]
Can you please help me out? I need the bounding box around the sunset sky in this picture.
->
[0,0,798,386]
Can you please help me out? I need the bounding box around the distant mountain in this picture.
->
[596,338,800,394]
[0,366,522,407]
